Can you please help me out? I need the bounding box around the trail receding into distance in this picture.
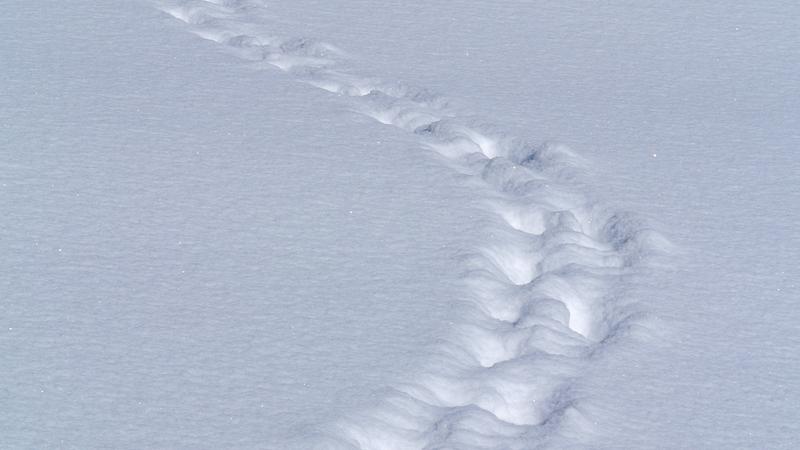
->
[155,1,671,448]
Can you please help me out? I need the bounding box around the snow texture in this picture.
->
[3,0,798,449]
[152,1,670,448]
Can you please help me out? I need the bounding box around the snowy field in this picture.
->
[2,1,798,449]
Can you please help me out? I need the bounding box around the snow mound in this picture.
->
[155,1,671,447]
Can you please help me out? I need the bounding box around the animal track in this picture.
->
[155,1,670,447]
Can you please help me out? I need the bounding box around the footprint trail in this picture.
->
[154,1,671,448]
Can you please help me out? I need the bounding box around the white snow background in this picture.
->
[1,1,798,449]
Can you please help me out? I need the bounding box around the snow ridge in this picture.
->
[154,1,671,448]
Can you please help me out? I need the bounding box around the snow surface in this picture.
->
[2,0,799,449]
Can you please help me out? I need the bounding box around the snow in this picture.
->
[2,0,798,449]
[1,1,475,447]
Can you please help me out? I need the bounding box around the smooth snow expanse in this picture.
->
[2,0,799,449]
[1,1,479,447]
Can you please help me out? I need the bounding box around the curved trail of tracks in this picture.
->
[155,1,670,447]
